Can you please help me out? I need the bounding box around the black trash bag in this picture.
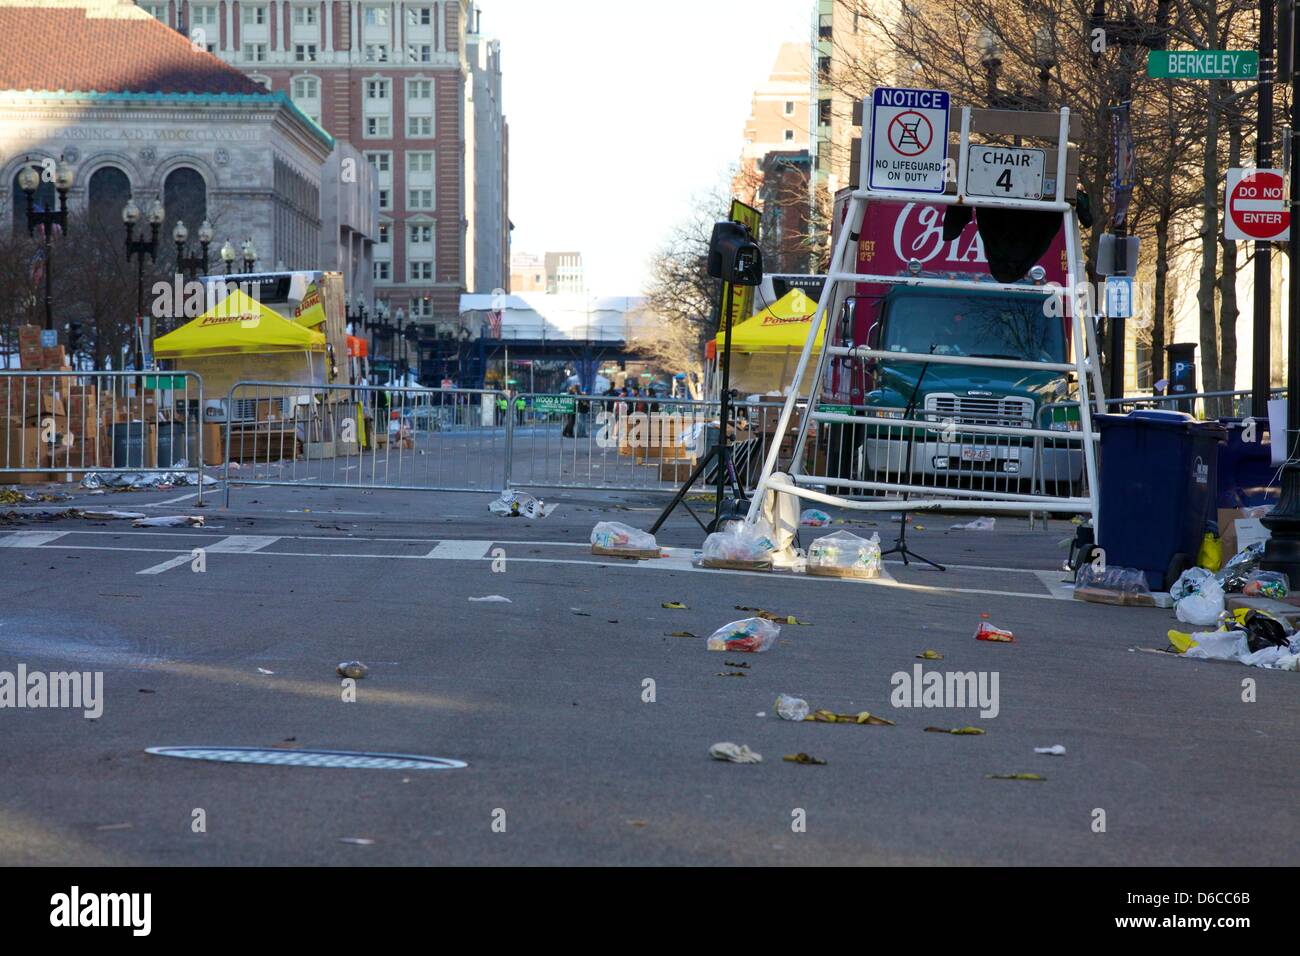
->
[1242,610,1292,654]
[942,205,973,242]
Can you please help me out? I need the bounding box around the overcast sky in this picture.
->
[483,0,811,295]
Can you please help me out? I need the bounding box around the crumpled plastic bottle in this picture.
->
[775,693,810,721]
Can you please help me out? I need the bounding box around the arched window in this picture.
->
[10,169,55,237]
[87,166,132,231]
[163,166,207,242]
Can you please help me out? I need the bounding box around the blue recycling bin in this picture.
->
[1095,410,1228,591]
[1217,417,1278,509]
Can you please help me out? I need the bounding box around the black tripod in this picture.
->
[880,348,945,570]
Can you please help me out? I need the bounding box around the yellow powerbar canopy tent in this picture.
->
[154,289,326,358]
[711,288,825,395]
[715,288,825,354]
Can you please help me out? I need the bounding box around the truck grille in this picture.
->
[924,393,1033,428]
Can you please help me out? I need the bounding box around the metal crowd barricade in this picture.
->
[1104,388,1284,421]
[221,381,510,504]
[1,370,205,502]
[505,393,805,495]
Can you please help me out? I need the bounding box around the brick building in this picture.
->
[135,0,508,333]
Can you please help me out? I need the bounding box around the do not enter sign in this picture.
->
[1225,168,1290,242]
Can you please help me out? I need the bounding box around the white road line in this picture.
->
[0,530,69,548]
[1032,569,1076,601]
[136,554,194,575]
[425,540,492,559]
[136,535,280,574]
[205,535,281,554]
[140,492,202,508]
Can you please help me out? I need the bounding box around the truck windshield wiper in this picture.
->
[969,352,1020,360]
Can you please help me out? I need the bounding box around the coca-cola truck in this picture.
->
[825,188,1083,488]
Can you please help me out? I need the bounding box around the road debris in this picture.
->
[81,470,213,490]
[706,617,779,653]
[469,595,512,603]
[1172,567,1225,626]
[723,660,751,669]
[716,671,747,678]
[661,602,687,610]
[700,521,774,571]
[950,517,996,531]
[256,667,275,675]
[709,742,762,764]
[975,618,1015,643]
[338,837,375,845]
[132,515,205,528]
[783,752,827,765]
[666,631,698,638]
[488,490,555,519]
[987,773,1046,781]
[590,521,659,559]
[917,650,944,660]
[925,726,985,735]
[336,661,368,679]
[775,693,810,721]
[805,529,882,579]
[806,709,894,725]
[1034,745,1067,756]
[799,509,831,527]
[734,606,811,625]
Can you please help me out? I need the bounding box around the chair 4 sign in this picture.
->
[965,145,1045,201]
[1224,168,1290,242]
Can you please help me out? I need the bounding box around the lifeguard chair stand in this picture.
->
[744,94,1106,532]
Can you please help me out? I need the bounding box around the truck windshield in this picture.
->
[881,292,1064,364]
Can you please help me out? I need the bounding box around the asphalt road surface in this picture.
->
[1,479,1297,865]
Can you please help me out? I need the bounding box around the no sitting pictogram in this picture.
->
[887,111,932,156]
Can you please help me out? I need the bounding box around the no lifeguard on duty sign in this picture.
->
[866,87,950,194]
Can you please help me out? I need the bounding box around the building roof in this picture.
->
[0,0,266,96]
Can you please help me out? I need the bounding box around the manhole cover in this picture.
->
[145,746,467,770]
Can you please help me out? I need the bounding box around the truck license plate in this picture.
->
[960,447,993,462]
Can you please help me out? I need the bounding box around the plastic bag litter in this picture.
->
[80,471,211,490]
[1072,563,1153,605]
[590,521,658,557]
[468,595,512,603]
[975,620,1015,642]
[1243,570,1289,599]
[700,521,775,570]
[950,517,996,531]
[488,490,555,519]
[705,617,780,653]
[805,529,881,579]
[775,693,810,721]
[132,515,204,528]
[1172,566,1215,602]
[799,509,832,527]
[1215,542,1265,592]
[709,742,762,764]
[1173,569,1225,626]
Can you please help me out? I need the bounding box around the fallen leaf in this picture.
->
[662,602,687,609]
[735,605,812,625]
[917,650,944,660]
[987,773,1046,781]
[666,631,698,638]
[924,726,985,735]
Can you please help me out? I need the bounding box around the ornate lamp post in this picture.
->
[220,239,237,276]
[18,156,74,332]
[241,237,258,273]
[174,218,213,282]
[123,196,165,369]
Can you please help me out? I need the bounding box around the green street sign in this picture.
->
[532,395,575,413]
[817,404,852,415]
[1147,50,1258,79]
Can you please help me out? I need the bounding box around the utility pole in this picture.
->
[1262,1,1300,579]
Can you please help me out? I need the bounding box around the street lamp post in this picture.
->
[220,240,236,276]
[123,196,165,370]
[976,25,1055,112]
[17,156,74,333]
[363,301,390,383]
[174,218,213,282]
[241,238,258,273]
[394,307,407,382]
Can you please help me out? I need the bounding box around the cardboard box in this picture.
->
[202,423,224,466]
[17,325,42,350]
[41,345,66,368]
[0,425,42,469]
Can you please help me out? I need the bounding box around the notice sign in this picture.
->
[1225,168,1290,242]
[867,87,950,193]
